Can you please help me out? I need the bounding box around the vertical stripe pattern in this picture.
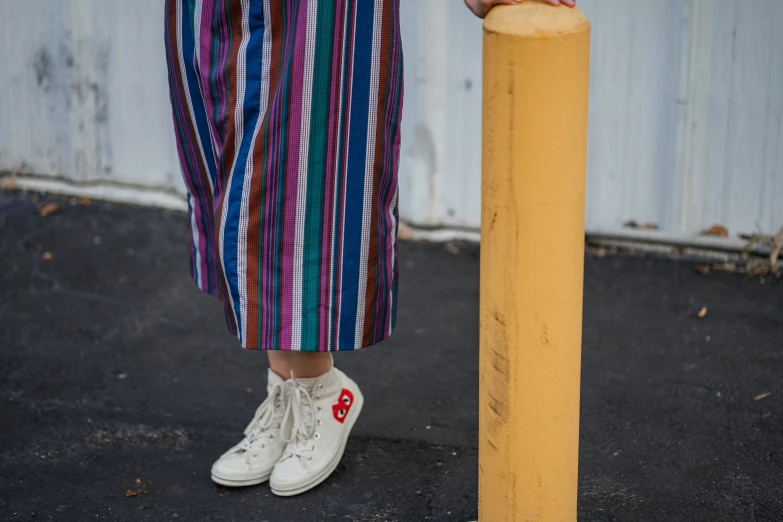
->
[165,0,403,351]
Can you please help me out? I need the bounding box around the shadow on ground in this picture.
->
[1,191,781,521]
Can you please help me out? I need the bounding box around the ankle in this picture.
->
[289,353,333,379]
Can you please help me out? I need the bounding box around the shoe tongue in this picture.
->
[294,376,320,390]
[294,367,337,392]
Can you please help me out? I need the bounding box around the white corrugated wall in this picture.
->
[1,0,781,240]
[584,0,783,238]
[0,0,182,195]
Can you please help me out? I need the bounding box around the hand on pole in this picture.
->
[464,0,575,20]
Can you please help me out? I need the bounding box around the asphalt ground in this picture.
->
[1,190,781,521]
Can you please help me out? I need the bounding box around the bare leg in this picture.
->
[268,351,333,380]
[267,351,292,380]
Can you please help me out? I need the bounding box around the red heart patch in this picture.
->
[331,388,354,424]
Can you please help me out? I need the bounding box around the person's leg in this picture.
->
[268,352,332,380]
[267,352,291,380]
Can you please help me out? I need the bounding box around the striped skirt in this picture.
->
[164,0,403,351]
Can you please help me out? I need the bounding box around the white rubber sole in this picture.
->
[210,470,272,488]
[270,389,364,497]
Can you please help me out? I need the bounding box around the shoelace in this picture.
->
[236,383,284,458]
[279,377,320,461]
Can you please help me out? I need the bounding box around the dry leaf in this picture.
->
[445,243,460,255]
[754,392,771,401]
[702,224,729,237]
[742,226,783,274]
[623,220,639,229]
[697,306,708,318]
[693,265,710,274]
[173,514,179,519]
[38,203,61,217]
[641,222,659,230]
[42,252,53,261]
[76,197,92,205]
[1,173,17,191]
[713,263,737,272]
[125,489,148,498]
[746,261,770,278]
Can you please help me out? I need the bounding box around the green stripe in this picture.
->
[301,0,336,351]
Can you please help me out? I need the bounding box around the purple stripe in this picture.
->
[276,0,310,349]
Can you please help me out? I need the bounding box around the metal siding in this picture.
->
[397,0,484,229]
[1,0,781,239]
[0,0,182,190]
[581,0,685,233]
[673,0,783,237]
[442,3,483,229]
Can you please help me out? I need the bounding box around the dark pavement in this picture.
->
[1,190,782,522]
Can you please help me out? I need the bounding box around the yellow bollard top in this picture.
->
[483,0,589,38]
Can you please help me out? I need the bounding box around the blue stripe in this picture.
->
[179,1,217,295]
[338,0,374,350]
[223,2,266,343]
[180,2,218,189]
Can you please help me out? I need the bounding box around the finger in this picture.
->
[561,0,576,6]
[474,0,521,19]
[544,0,562,5]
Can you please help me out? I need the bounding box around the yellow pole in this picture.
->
[479,2,590,521]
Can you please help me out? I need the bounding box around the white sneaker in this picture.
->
[211,370,288,487]
[270,366,364,496]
